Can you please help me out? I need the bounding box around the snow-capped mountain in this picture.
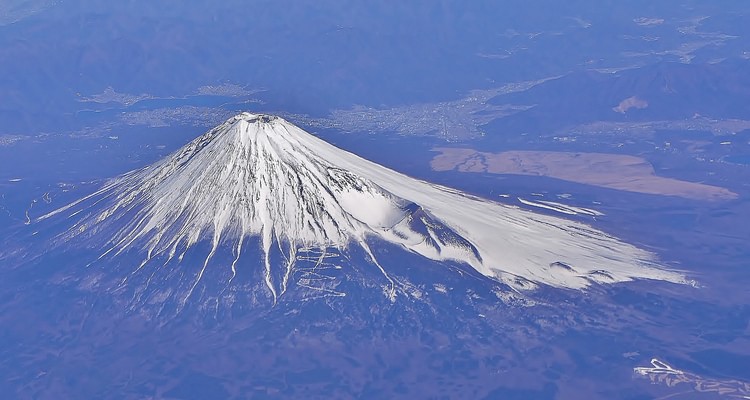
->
[38,113,686,308]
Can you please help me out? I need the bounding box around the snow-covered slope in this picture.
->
[40,113,686,303]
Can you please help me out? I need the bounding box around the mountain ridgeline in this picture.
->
[33,113,686,314]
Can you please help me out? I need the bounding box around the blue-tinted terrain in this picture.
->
[1,1,749,399]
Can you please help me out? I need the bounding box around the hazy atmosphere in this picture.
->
[1,1,749,399]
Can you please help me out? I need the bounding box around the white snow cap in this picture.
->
[44,113,687,301]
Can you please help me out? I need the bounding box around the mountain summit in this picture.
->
[40,113,685,308]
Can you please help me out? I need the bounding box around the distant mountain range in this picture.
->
[491,58,750,132]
